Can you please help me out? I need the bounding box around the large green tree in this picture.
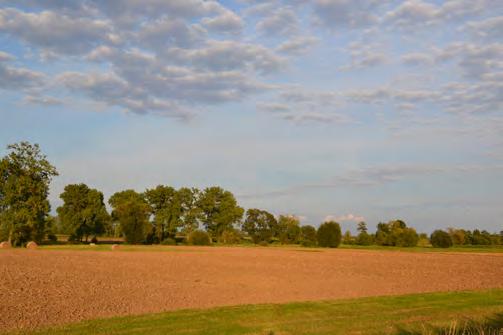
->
[57,183,110,242]
[177,187,201,233]
[242,208,277,244]
[144,185,181,242]
[197,187,243,240]
[277,215,301,244]
[109,190,150,244]
[317,221,342,248]
[0,142,58,245]
[375,220,418,247]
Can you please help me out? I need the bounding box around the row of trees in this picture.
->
[1,142,502,248]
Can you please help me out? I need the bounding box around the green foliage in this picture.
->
[375,220,419,247]
[430,230,453,248]
[197,187,243,241]
[57,184,110,243]
[145,185,181,242]
[109,190,150,244]
[177,187,201,233]
[161,238,177,245]
[277,215,301,244]
[342,230,355,245]
[220,228,242,244]
[0,141,58,245]
[300,225,317,246]
[357,221,368,234]
[317,221,342,248]
[187,229,211,246]
[242,208,277,244]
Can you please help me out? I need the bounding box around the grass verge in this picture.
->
[18,289,503,335]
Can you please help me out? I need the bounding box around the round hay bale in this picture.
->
[111,244,120,250]
[89,243,96,246]
[0,241,12,249]
[26,241,38,249]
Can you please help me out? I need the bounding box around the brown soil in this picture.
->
[1,247,502,332]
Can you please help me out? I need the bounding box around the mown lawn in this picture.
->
[20,290,503,335]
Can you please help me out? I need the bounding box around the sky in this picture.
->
[0,0,502,233]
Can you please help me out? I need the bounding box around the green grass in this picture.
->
[338,244,503,253]
[18,290,503,335]
[26,243,503,254]
[37,244,204,252]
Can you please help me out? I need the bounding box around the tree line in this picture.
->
[1,142,502,248]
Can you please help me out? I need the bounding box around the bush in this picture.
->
[220,229,241,244]
[90,236,98,244]
[317,221,342,248]
[47,233,58,243]
[161,238,177,245]
[300,225,317,246]
[258,240,269,247]
[187,230,211,246]
[356,232,373,246]
[430,230,453,248]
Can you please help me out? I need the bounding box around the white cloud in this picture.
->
[324,214,365,223]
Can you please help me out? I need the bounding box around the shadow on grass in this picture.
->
[394,313,503,335]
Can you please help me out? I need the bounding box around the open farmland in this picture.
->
[1,247,503,333]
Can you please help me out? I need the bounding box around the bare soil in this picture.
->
[1,246,502,332]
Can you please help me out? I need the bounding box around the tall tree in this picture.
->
[0,142,58,245]
[197,187,244,240]
[144,185,181,242]
[57,184,110,242]
[242,208,277,244]
[277,215,301,244]
[109,190,150,244]
[177,187,201,233]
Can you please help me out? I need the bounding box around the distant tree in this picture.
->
[277,215,301,244]
[197,187,243,240]
[300,225,317,246]
[242,209,277,244]
[447,228,466,245]
[430,230,453,248]
[375,220,418,247]
[177,187,201,233]
[356,221,373,245]
[57,184,110,243]
[357,221,368,234]
[317,221,342,248]
[109,190,150,244]
[144,185,181,242]
[472,229,492,245]
[187,229,211,246]
[0,142,58,245]
[342,230,355,245]
[220,228,242,244]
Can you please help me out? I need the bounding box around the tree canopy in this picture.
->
[0,142,58,245]
[57,183,110,242]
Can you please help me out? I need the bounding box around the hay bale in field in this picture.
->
[90,243,96,246]
[0,241,12,249]
[111,244,120,250]
[26,241,38,249]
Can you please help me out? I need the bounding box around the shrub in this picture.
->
[300,225,317,246]
[161,238,177,245]
[187,230,211,246]
[356,232,373,246]
[220,229,242,244]
[317,221,342,248]
[258,240,269,247]
[47,233,58,243]
[90,236,98,244]
[430,230,453,248]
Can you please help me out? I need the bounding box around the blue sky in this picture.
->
[1,0,502,233]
